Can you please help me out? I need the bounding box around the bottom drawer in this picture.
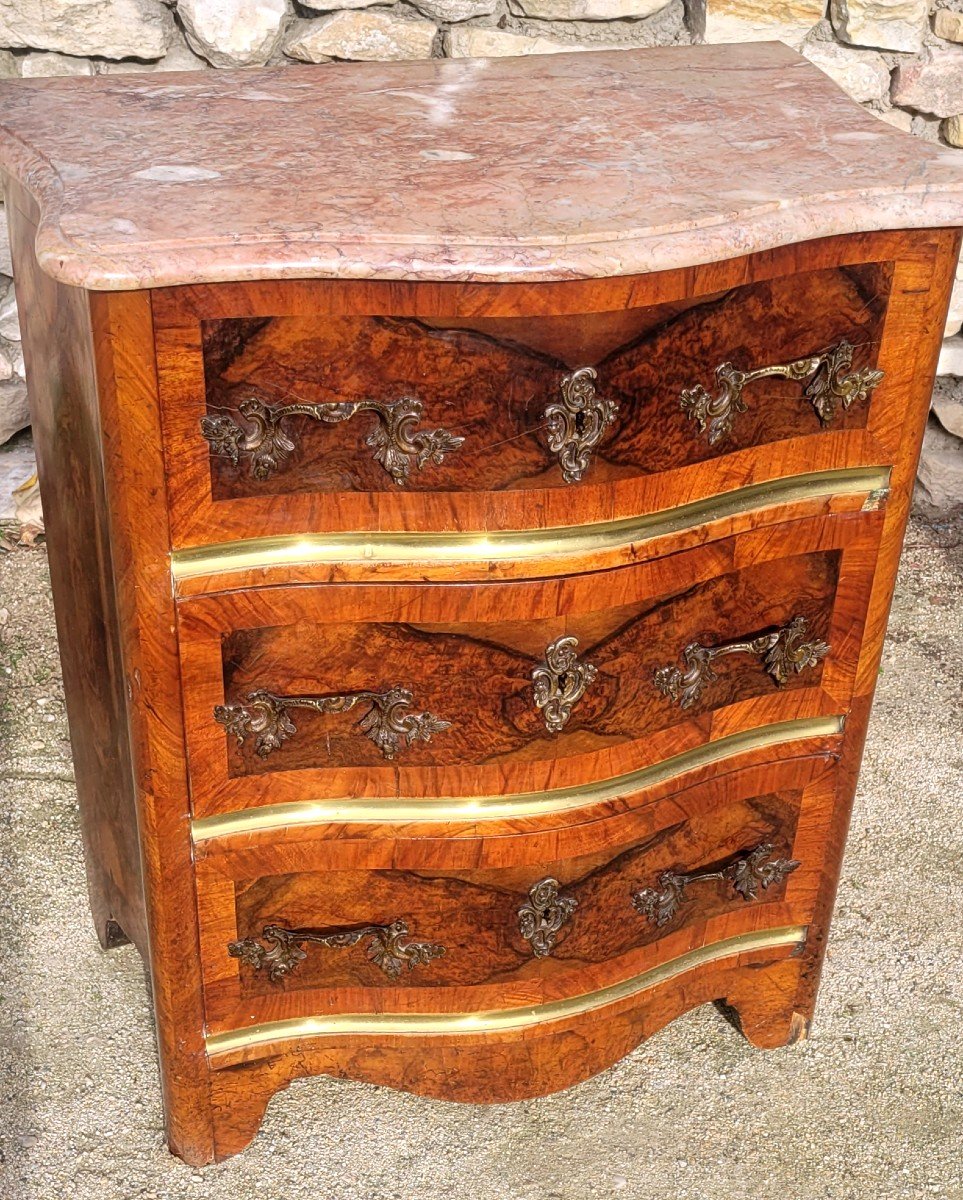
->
[196,755,836,1048]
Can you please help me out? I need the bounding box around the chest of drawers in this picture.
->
[1,45,961,1165]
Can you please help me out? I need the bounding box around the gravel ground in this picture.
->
[0,518,961,1200]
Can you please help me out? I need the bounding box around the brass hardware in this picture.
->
[191,715,845,841]
[631,844,801,927]
[680,340,884,446]
[517,878,579,958]
[655,615,829,710]
[200,391,464,485]
[544,366,618,483]
[861,486,890,512]
[206,926,808,1056]
[229,920,446,982]
[214,685,450,761]
[171,466,891,583]
[533,636,597,733]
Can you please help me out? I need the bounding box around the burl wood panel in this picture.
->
[154,231,926,549]
[3,186,146,953]
[178,511,880,815]
[200,260,889,499]
[221,550,837,773]
[233,792,801,994]
[197,756,834,1032]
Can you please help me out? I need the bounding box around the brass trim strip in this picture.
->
[205,924,807,1057]
[191,715,844,842]
[172,467,890,581]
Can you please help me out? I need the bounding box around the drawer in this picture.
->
[178,511,880,818]
[197,756,833,1044]
[155,249,895,549]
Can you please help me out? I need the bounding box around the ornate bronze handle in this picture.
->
[518,878,579,958]
[680,339,883,446]
[654,615,829,710]
[544,366,618,483]
[532,636,598,733]
[200,391,464,484]
[214,685,450,760]
[229,920,446,982]
[631,843,801,927]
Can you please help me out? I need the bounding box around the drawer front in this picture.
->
[178,511,880,816]
[196,757,833,1036]
[156,247,897,548]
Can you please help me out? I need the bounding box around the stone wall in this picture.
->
[1,0,962,512]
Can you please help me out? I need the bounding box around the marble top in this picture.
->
[1,43,962,291]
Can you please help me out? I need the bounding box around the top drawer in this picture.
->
[154,239,900,550]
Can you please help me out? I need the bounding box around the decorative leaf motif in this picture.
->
[200,389,463,485]
[214,685,450,761]
[655,616,829,710]
[532,636,598,733]
[544,367,618,483]
[631,845,801,927]
[517,878,579,958]
[229,919,445,983]
[681,340,884,446]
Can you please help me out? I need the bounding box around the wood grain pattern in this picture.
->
[196,756,835,1032]
[219,551,837,772]
[86,285,217,1161]
[151,231,924,551]
[203,948,806,1160]
[231,793,801,992]
[5,209,955,1165]
[178,511,879,815]
[198,261,888,499]
[4,187,146,953]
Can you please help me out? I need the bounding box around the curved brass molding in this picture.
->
[191,714,844,842]
[171,466,890,581]
[205,924,807,1057]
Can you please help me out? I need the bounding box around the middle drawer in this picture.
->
[178,510,879,818]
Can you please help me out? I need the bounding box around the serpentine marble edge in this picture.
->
[0,42,961,291]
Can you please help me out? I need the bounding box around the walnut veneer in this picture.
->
[1,46,961,1165]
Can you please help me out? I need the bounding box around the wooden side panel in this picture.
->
[785,225,963,1030]
[87,285,217,1165]
[3,183,145,952]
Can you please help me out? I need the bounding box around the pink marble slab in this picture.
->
[0,43,962,291]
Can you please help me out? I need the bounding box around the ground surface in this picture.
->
[0,518,961,1200]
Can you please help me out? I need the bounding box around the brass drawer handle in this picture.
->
[544,366,618,483]
[229,920,446,982]
[680,339,883,446]
[654,615,829,710]
[518,878,579,958]
[631,843,801,927]
[214,685,450,760]
[532,636,598,733]
[200,391,464,485]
